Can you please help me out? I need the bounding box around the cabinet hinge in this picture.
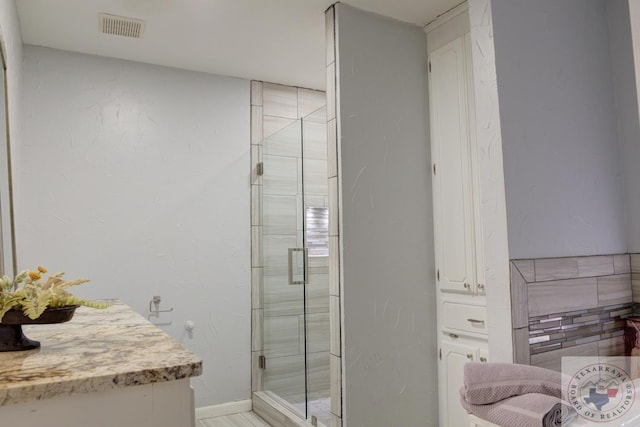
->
[258,355,266,370]
[439,348,442,360]
[433,163,436,175]
[429,62,432,73]
[436,269,440,281]
[256,162,264,176]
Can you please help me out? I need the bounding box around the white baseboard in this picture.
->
[195,400,252,421]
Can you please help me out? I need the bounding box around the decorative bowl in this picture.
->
[0,305,78,352]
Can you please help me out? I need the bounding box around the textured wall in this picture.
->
[335,4,438,425]
[19,46,250,408]
[614,0,640,254]
[469,0,513,361]
[492,0,627,258]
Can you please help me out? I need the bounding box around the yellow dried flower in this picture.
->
[37,266,47,273]
[29,271,41,280]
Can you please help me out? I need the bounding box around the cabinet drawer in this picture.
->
[442,302,487,335]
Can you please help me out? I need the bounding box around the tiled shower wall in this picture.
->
[326,6,343,427]
[250,80,331,419]
[511,254,633,372]
[632,254,640,308]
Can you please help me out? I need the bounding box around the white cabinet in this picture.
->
[427,5,489,427]
[439,338,484,427]
[441,339,476,427]
[0,379,195,427]
[429,33,484,296]
[430,35,475,295]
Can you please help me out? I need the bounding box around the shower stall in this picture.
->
[256,100,331,426]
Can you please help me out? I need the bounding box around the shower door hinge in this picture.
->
[258,355,266,370]
[439,348,442,360]
[436,269,440,281]
[256,162,264,176]
[433,163,436,175]
[429,62,432,73]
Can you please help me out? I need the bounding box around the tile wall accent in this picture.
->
[632,254,640,306]
[511,254,633,371]
[325,6,343,427]
[528,303,630,354]
[251,78,332,426]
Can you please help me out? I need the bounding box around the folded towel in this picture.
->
[463,362,564,405]
[461,391,578,427]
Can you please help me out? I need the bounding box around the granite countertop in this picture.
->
[0,301,202,406]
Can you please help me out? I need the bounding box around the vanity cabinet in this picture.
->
[0,303,201,427]
[427,4,489,427]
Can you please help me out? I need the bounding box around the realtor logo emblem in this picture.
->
[567,362,635,422]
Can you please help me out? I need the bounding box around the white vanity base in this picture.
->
[0,378,195,427]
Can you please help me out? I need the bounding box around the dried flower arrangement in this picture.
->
[0,266,109,321]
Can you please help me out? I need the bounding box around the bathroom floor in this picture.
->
[198,411,271,427]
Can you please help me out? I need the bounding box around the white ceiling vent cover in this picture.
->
[99,13,145,38]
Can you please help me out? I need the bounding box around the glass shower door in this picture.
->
[261,106,330,426]
[262,118,309,416]
[301,107,330,427]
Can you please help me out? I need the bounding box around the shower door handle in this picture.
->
[288,248,308,285]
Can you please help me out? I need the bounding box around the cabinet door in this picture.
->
[463,32,486,295]
[439,339,479,427]
[429,37,476,294]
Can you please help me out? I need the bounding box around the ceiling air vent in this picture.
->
[99,13,145,39]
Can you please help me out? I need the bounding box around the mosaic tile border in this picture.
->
[632,254,640,303]
[528,303,631,354]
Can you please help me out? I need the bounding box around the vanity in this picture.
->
[0,301,202,427]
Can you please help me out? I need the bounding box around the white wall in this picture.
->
[622,0,640,253]
[632,0,640,156]
[492,0,627,259]
[0,0,22,276]
[334,4,438,425]
[19,46,251,408]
